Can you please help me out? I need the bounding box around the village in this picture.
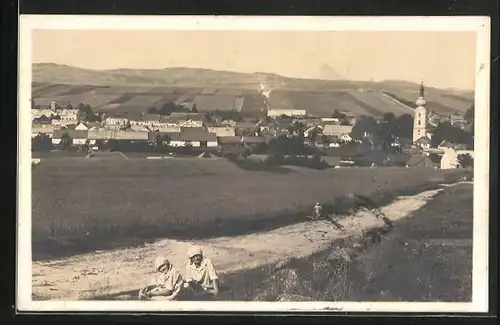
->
[31,82,474,170]
[25,23,483,307]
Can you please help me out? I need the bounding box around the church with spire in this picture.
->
[412,80,431,146]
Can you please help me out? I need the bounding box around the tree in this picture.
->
[458,153,473,168]
[155,133,170,148]
[191,104,198,113]
[307,126,321,147]
[351,115,378,140]
[147,107,158,114]
[464,105,474,124]
[66,103,74,109]
[158,102,177,115]
[393,114,414,139]
[120,121,132,130]
[378,112,397,149]
[31,99,36,109]
[82,139,91,154]
[77,103,93,121]
[32,133,52,151]
[332,109,346,119]
[382,112,396,123]
[287,121,306,137]
[430,121,472,147]
[60,133,72,150]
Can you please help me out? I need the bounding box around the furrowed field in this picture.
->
[32,157,471,260]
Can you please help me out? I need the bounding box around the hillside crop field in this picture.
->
[31,156,471,260]
[31,63,474,117]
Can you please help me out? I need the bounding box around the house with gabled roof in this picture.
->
[130,124,153,132]
[32,108,58,121]
[339,133,353,143]
[413,136,432,149]
[52,130,90,146]
[75,122,101,131]
[131,114,161,128]
[161,113,204,128]
[179,127,218,148]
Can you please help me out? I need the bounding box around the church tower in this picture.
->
[412,80,428,143]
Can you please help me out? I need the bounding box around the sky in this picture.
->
[32,30,477,90]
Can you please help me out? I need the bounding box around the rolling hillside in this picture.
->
[31,63,474,118]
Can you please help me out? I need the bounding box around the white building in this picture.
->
[440,148,459,169]
[413,80,428,143]
[31,108,57,121]
[52,130,90,146]
[322,124,353,137]
[267,109,307,118]
[59,109,79,121]
[207,126,236,137]
[105,116,129,127]
[130,114,162,128]
[321,117,340,124]
[339,133,353,143]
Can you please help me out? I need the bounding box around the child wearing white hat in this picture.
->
[139,255,184,301]
[183,245,219,300]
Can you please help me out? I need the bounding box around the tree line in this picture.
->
[350,105,474,150]
[147,102,198,115]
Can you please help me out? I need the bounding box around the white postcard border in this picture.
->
[17,15,491,313]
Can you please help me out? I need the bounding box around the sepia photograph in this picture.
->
[17,15,490,313]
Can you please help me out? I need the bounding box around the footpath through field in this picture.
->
[32,182,469,300]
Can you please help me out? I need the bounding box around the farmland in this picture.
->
[32,63,474,118]
[32,156,471,260]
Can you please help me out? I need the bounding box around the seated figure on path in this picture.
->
[139,255,184,301]
[182,245,220,300]
[313,202,323,220]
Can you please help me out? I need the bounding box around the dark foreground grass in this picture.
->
[32,157,472,261]
[217,183,473,302]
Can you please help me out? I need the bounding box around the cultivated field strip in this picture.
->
[31,76,471,117]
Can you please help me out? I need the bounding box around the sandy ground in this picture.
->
[32,183,464,301]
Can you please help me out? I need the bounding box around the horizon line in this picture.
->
[32,62,475,92]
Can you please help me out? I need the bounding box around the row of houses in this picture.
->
[42,126,270,149]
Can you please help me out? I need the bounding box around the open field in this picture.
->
[32,63,474,117]
[218,182,473,302]
[32,181,472,301]
[32,156,471,260]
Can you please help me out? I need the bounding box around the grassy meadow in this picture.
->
[32,156,471,260]
[219,183,473,302]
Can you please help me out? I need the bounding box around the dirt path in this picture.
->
[32,183,465,301]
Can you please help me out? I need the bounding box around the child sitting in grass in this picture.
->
[139,255,184,301]
[182,245,220,300]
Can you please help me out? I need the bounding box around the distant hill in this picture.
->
[31,63,474,118]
